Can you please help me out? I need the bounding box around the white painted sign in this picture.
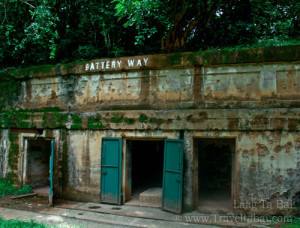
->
[85,57,149,71]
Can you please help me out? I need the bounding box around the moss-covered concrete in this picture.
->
[0,45,298,80]
[8,132,18,170]
[0,109,299,132]
[0,77,21,111]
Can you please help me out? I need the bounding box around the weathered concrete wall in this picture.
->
[66,131,102,201]
[64,130,178,202]
[236,131,300,215]
[18,68,195,111]
[4,62,299,111]
[201,63,300,105]
[189,131,300,215]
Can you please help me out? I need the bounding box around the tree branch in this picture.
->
[1,0,8,25]
[20,0,35,8]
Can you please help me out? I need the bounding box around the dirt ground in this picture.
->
[0,195,83,213]
[0,195,50,212]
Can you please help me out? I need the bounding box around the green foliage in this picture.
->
[281,217,300,227]
[0,217,49,228]
[198,0,300,50]
[0,178,33,198]
[74,45,100,60]
[113,0,171,45]
[0,0,59,66]
[17,2,59,59]
[0,178,18,197]
[18,185,33,195]
[0,0,299,69]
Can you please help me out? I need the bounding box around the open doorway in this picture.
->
[125,140,164,207]
[26,138,52,197]
[195,138,235,214]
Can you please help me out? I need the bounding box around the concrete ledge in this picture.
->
[1,45,298,79]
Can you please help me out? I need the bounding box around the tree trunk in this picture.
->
[161,0,221,53]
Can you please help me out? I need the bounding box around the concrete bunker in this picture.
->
[195,138,235,213]
[125,139,164,208]
[1,46,299,215]
[25,138,52,196]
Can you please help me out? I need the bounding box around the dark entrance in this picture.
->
[125,140,164,207]
[195,138,235,213]
[27,138,51,191]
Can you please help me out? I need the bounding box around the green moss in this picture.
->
[56,113,69,127]
[187,52,200,65]
[61,63,73,74]
[21,65,53,78]
[0,111,13,128]
[1,110,162,129]
[110,114,124,123]
[110,104,152,111]
[6,172,17,185]
[14,112,31,128]
[70,114,82,129]
[170,52,183,66]
[139,114,148,123]
[14,107,63,113]
[8,132,19,170]
[36,107,63,112]
[36,65,53,74]
[149,117,163,125]
[190,44,300,65]
[221,51,230,63]
[41,112,68,128]
[0,77,21,111]
[88,116,105,129]
[0,108,67,129]
[124,118,135,125]
[109,114,135,125]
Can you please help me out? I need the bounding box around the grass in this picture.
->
[0,217,50,228]
[282,217,300,228]
[0,178,33,198]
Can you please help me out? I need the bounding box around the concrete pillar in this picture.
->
[183,130,194,211]
[0,129,9,178]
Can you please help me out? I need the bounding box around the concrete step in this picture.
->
[139,187,162,208]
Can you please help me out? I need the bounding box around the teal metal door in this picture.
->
[100,138,122,205]
[49,139,54,206]
[162,139,183,213]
